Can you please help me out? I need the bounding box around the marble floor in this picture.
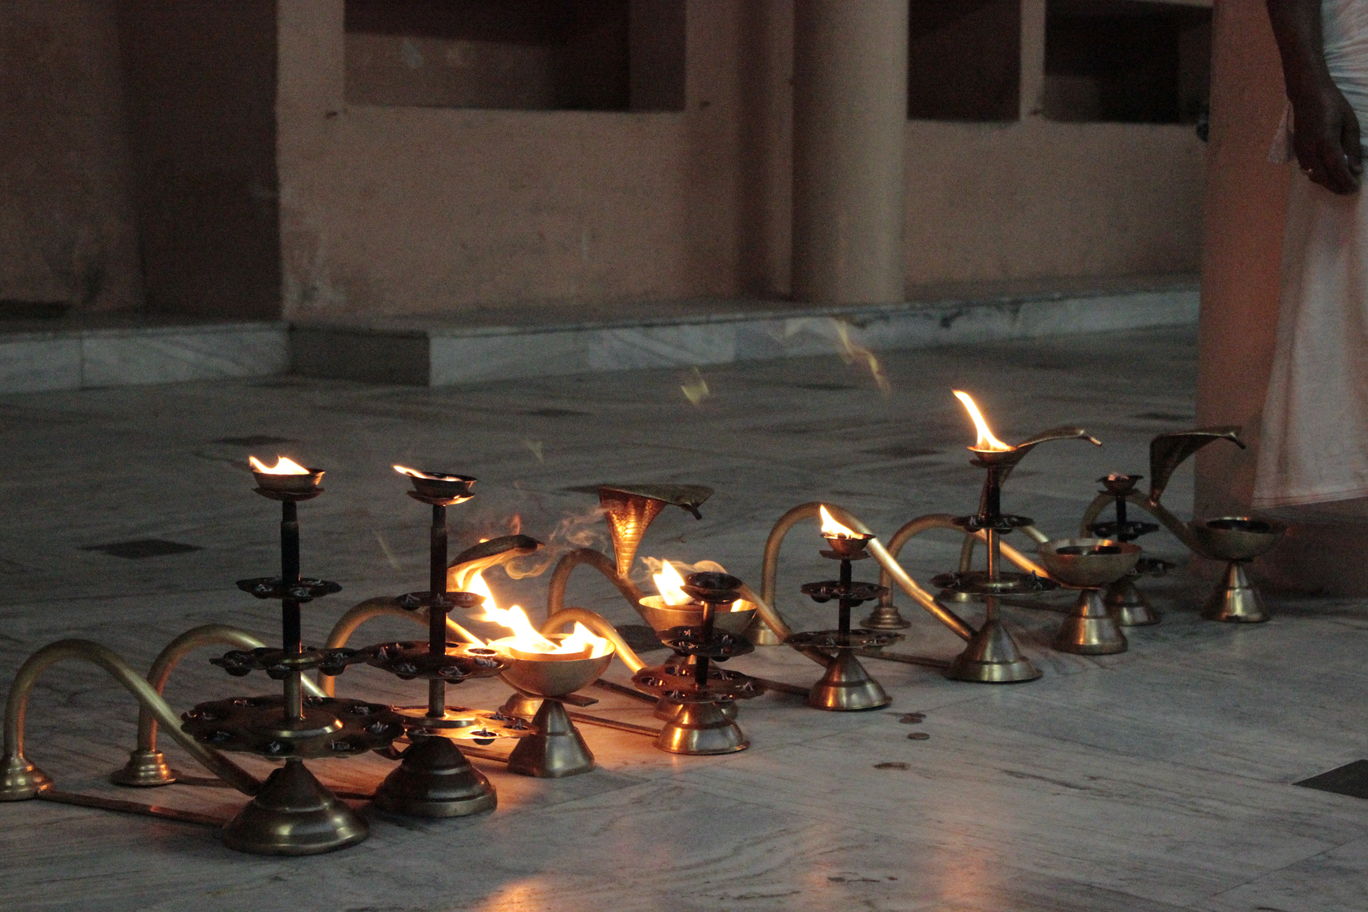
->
[1,325,1365,912]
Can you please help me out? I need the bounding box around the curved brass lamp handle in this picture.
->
[760,502,974,641]
[546,547,646,621]
[3,639,260,798]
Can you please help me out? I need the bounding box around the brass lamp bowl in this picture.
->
[1188,516,1284,562]
[1038,538,1141,588]
[252,467,325,498]
[495,636,614,699]
[636,596,757,636]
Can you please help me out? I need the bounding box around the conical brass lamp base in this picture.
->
[807,650,890,711]
[860,601,912,630]
[1202,561,1270,623]
[1,753,52,801]
[372,736,496,818]
[655,701,748,754]
[506,699,595,777]
[945,617,1041,683]
[110,749,176,787]
[1105,578,1159,627]
[222,759,367,855]
[1053,590,1128,655]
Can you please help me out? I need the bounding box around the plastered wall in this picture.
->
[0,0,141,313]
[2,0,1210,320]
[278,0,1207,320]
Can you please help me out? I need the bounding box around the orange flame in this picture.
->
[952,390,1014,452]
[468,570,609,657]
[650,559,694,607]
[249,455,310,475]
[818,505,860,539]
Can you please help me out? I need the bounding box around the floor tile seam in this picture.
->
[1193,837,1368,909]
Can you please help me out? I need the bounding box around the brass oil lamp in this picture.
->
[178,456,405,855]
[936,392,1101,683]
[785,508,899,710]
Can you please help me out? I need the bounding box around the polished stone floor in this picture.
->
[2,325,1365,912]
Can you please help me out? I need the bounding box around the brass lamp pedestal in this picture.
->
[1105,577,1160,627]
[496,636,615,777]
[808,649,890,710]
[373,735,496,817]
[944,615,1041,683]
[656,700,747,755]
[1202,560,1270,623]
[507,698,597,777]
[223,759,367,856]
[1,753,52,800]
[110,748,175,787]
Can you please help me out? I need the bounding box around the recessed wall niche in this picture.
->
[1043,0,1212,124]
[907,0,1022,122]
[344,0,685,112]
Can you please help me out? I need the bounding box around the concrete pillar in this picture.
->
[1197,2,1368,594]
[791,0,907,305]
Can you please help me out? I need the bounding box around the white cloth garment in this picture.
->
[1253,0,1368,509]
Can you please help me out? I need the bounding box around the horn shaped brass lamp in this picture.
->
[936,402,1102,684]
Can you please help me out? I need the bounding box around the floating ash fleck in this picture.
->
[681,367,710,406]
[833,319,891,397]
[372,530,403,571]
[522,439,545,462]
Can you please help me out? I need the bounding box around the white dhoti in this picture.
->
[1252,0,1368,510]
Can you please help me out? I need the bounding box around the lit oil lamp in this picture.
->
[637,559,756,637]
[178,456,401,855]
[784,507,897,711]
[482,600,615,778]
[249,455,325,500]
[360,466,509,818]
[632,571,761,754]
[636,559,759,734]
[939,392,1100,683]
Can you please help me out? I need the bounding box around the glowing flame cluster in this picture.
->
[647,557,738,611]
[951,390,1014,452]
[818,505,861,540]
[249,455,309,475]
[466,570,609,658]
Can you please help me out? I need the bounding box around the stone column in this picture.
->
[791,0,907,305]
[1197,2,1368,594]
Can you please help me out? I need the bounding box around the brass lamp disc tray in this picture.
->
[785,628,902,650]
[390,706,534,744]
[932,570,1057,596]
[182,695,404,760]
[362,641,506,682]
[632,663,763,704]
